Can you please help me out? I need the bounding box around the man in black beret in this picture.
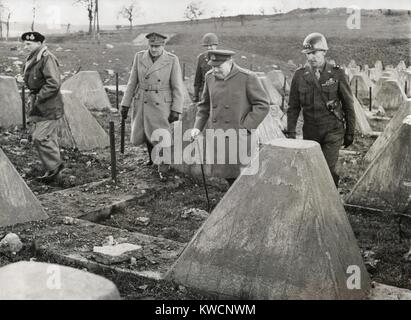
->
[21,31,65,183]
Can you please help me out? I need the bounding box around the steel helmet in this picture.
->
[302,33,328,54]
[201,33,219,46]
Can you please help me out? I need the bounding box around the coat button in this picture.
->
[157,79,161,82]
[145,89,148,92]
[144,101,147,104]
[225,105,229,109]
[156,102,159,105]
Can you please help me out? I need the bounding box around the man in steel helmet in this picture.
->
[286,32,355,187]
[193,33,219,102]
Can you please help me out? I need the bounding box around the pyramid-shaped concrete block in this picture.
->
[0,76,22,128]
[368,68,382,83]
[0,149,48,227]
[350,74,373,104]
[353,96,373,135]
[374,79,407,112]
[166,139,370,299]
[256,73,283,106]
[62,71,112,110]
[267,69,290,95]
[0,261,120,300]
[364,99,411,164]
[375,61,383,71]
[397,61,407,72]
[58,91,109,150]
[403,71,411,97]
[346,115,411,212]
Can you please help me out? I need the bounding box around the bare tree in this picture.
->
[31,0,39,31]
[75,0,94,34]
[184,1,204,24]
[239,14,246,26]
[118,1,142,31]
[259,7,265,15]
[66,23,71,33]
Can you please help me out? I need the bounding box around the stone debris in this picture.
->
[62,216,77,225]
[105,44,114,49]
[181,208,209,220]
[135,217,150,226]
[0,233,23,255]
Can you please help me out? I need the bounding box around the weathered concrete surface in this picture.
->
[58,91,109,150]
[0,261,120,300]
[353,96,373,136]
[346,116,411,213]
[256,73,283,106]
[93,243,142,264]
[0,76,22,128]
[266,69,290,95]
[256,112,285,144]
[166,139,370,299]
[364,99,411,164]
[374,79,408,113]
[369,283,411,300]
[0,149,48,227]
[62,71,112,110]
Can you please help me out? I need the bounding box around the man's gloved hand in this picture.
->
[285,132,296,139]
[168,110,180,123]
[343,134,354,148]
[190,128,201,141]
[120,106,129,119]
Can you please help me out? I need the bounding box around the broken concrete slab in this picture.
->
[364,99,411,164]
[58,90,109,150]
[0,261,120,300]
[62,71,112,110]
[346,115,411,213]
[35,219,185,282]
[0,148,48,227]
[166,139,370,299]
[93,243,143,264]
[0,76,22,128]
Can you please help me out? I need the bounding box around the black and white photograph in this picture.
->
[0,0,410,307]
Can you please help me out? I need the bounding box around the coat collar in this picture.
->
[23,45,48,74]
[222,63,241,81]
[141,50,171,76]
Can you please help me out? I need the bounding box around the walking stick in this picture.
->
[195,136,211,213]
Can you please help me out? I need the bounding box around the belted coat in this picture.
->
[121,49,184,146]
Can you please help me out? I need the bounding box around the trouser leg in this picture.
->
[321,125,345,188]
[32,120,62,172]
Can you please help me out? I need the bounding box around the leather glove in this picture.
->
[190,128,201,141]
[120,106,129,119]
[343,134,354,148]
[286,132,296,139]
[168,110,180,123]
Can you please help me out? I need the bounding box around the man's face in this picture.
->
[305,50,326,68]
[23,40,42,54]
[205,45,217,51]
[212,60,232,79]
[149,44,164,57]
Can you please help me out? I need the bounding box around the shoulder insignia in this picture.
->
[166,51,177,58]
[42,51,49,57]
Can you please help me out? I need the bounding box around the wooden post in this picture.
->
[109,121,117,183]
[182,63,186,81]
[115,72,119,110]
[405,81,408,97]
[355,79,358,98]
[369,87,372,112]
[120,118,125,154]
[21,85,26,130]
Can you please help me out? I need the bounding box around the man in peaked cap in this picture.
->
[190,49,270,186]
[120,31,184,181]
[286,32,355,187]
[21,31,65,183]
[193,33,219,102]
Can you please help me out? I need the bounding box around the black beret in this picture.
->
[21,32,45,43]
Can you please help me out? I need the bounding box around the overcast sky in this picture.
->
[1,0,410,26]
